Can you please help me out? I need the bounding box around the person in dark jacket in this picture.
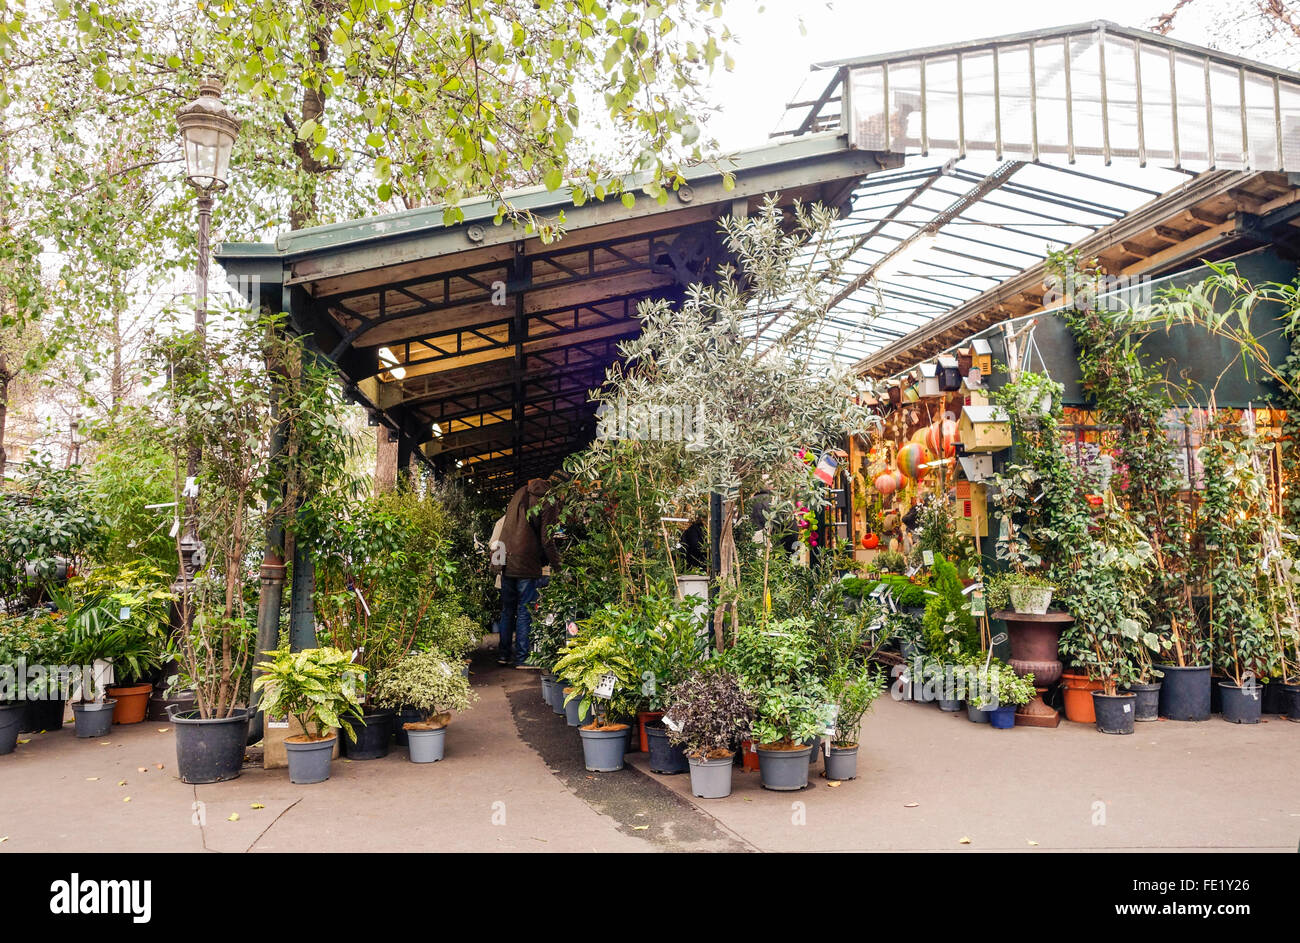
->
[495,477,561,666]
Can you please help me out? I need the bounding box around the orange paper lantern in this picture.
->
[926,418,958,459]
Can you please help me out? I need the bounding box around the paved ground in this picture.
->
[2,643,1297,852]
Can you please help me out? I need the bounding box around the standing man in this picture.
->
[495,477,561,667]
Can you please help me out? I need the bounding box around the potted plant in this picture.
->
[663,668,754,798]
[552,632,636,772]
[252,646,363,783]
[66,564,174,725]
[965,659,1037,729]
[727,620,828,791]
[370,650,476,763]
[824,661,882,780]
[57,586,164,739]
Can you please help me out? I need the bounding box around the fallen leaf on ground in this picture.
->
[904,802,919,808]
[85,777,99,782]
[137,767,148,773]
[1028,840,1039,846]
[827,781,842,787]
[155,763,164,770]
[123,797,131,803]
[156,728,169,733]
[0,836,8,843]
[631,825,649,831]
[17,738,30,745]
[117,780,127,786]
[958,837,971,844]
[250,803,265,810]
[99,741,111,746]
[227,813,239,822]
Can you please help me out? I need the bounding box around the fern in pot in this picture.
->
[663,668,754,799]
[370,651,476,763]
[252,647,364,783]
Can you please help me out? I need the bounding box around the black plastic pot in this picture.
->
[341,709,395,760]
[1209,674,1228,714]
[169,706,250,784]
[1283,683,1300,723]
[1218,682,1262,724]
[0,703,23,755]
[72,699,117,738]
[1092,692,1135,735]
[1155,664,1211,721]
[645,725,688,775]
[1262,680,1289,714]
[18,698,66,733]
[393,706,424,746]
[1123,682,1161,723]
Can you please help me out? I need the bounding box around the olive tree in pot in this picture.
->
[663,668,754,798]
[553,632,636,772]
[370,651,476,764]
[252,647,363,784]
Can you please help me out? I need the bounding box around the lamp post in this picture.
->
[173,80,239,591]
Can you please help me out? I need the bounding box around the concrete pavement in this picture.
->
[2,648,1297,852]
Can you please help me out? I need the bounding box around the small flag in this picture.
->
[814,451,838,486]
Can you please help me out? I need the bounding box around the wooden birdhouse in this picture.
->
[962,374,990,408]
[970,339,993,376]
[937,354,962,392]
[957,405,1012,452]
[957,452,994,482]
[913,362,940,398]
[954,479,989,537]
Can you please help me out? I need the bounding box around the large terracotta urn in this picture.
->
[993,611,1074,728]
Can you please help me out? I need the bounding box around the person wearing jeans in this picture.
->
[495,477,561,667]
[498,576,540,666]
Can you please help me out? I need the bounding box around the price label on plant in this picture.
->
[922,549,934,566]
[990,632,1008,646]
[566,621,579,637]
[663,714,683,733]
[594,673,616,699]
[118,606,131,621]
[970,593,986,617]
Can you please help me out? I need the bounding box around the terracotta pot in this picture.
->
[106,684,153,725]
[739,738,761,772]
[1061,673,1105,724]
[636,711,663,753]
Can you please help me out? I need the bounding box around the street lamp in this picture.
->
[176,78,240,339]
[172,79,239,591]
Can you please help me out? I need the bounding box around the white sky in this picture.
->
[708,0,1188,149]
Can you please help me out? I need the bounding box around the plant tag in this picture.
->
[990,632,1008,646]
[663,714,683,733]
[118,606,131,621]
[970,593,986,618]
[169,517,180,538]
[545,612,556,625]
[594,673,616,699]
[566,621,579,637]
[922,550,934,566]
[1122,702,1131,713]
[182,477,199,498]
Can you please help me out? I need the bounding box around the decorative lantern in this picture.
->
[873,471,899,495]
[926,418,958,459]
[861,533,880,550]
[898,442,929,480]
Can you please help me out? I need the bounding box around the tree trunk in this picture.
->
[373,429,397,494]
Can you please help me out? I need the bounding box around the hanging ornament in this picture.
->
[926,418,958,459]
[898,442,929,481]
[873,471,899,495]
[861,532,880,550]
